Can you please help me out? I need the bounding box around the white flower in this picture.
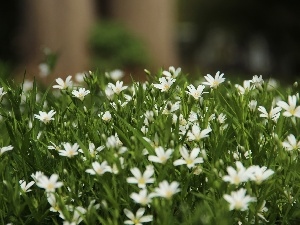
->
[244,150,252,159]
[141,126,148,134]
[53,75,72,89]
[202,71,225,88]
[31,171,44,182]
[87,199,100,211]
[257,200,269,222]
[117,146,128,155]
[124,208,153,225]
[47,193,61,212]
[60,205,86,225]
[223,188,256,211]
[39,63,50,77]
[148,147,173,164]
[153,77,175,92]
[247,165,274,185]
[75,72,86,83]
[107,81,128,95]
[208,113,215,121]
[152,180,180,199]
[106,134,123,148]
[143,135,159,149]
[36,174,63,192]
[72,88,90,101]
[59,143,80,158]
[34,110,56,124]
[188,111,198,123]
[106,69,124,81]
[162,101,180,114]
[217,113,227,124]
[235,80,252,95]
[19,180,35,193]
[105,86,115,100]
[172,114,187,126]
[144,111,154,123]
[173,146,204,169]
[79,142,104,158]
[276,95,300,118]
[162,66,181,78]
[248,100,257,112]
[0,87,7,100]
[102,111,112,122]
[111,157,125,174]
[222,161,251,185]
[130,189,154,206]
[177,115,188,127]
[124,94,133,102]
[282,134,300,151]
[127,166,155,188]
[85,161,112,175]
[0,145,13,156]
[144,110,154,126]
[186,84,206,100]
[283,188,296,205]
[22,80,33,92]
[110,100,128,109]
[63,220,77,225]
[251,75,264,89]
[179,125,188,136]
[48,141,61,151]
[187,124,212,141]
[267,78,278,91]
[257,106,282,121]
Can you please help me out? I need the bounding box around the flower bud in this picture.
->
[293,81,298,88]
[144,69,151,75]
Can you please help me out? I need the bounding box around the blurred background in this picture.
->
[1,0,300,82]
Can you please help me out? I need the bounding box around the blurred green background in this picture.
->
[1,0,300,80]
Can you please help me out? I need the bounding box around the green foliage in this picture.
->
[89,21,149,70]
[0,61,12,79]
[0,68,300,224]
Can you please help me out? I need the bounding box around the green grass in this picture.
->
[0,69,300,225]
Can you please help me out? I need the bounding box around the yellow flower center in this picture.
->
[212,80,219,87]
[160,156,167,163]
[193,93,200,99]
[138,178,145,185]
[46,183,54,191]
[233,175,240,185]
[290,108,295,115]
[96,168,103,174]
[235,200,243,210]
[165,190,173,198]
[186,158,193,165]
[54,205,60,211]
[133,218,140,224]
[163,84,170,91]
[43,116,50,123]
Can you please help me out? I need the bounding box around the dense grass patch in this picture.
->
[0,68,300,225]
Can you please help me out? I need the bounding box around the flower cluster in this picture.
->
[222,161,274,186]
[1,67,300,224]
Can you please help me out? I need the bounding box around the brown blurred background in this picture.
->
[1,0,300,82]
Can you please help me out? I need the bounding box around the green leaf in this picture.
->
[114,114,153,153]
